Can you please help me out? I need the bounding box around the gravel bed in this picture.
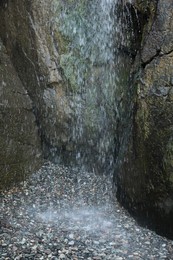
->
[1,162,173,259]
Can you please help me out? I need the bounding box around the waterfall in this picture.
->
[50,0,122,174]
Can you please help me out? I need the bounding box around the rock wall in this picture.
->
[0,0,119,172]
[0,39,42,190]
[116,0,173,238]
[0,0,76,167]
[51,0,119,171]
[0,0,63,156]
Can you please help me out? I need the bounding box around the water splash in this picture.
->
[37,205,114,234]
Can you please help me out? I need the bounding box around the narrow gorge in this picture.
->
[1,0,173,258]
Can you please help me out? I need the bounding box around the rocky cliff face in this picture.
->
[0,0,120,189]
[0,39,42,190]
[1,0,173,239]
[116,0,173,238]
[0,0,63,157]
[0,0,119,173]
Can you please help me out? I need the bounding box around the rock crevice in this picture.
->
[116,0,173,239]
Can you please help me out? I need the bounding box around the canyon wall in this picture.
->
[0,39,42,190]
[0,0,119,189]
[116,0,173,238]
[0,0,119,174]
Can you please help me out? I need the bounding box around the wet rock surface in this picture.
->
[0,0,119,172]
[116,0,173,238]
[0,39,42,190]
[1,162,173,259]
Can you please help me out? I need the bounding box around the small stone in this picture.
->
[94,241,100,245]
[124,224,129,228]
[1,253,8,257]
[12,246,18,251]
[69,233,74,239]
[109,242,116,246]
[31,245,37,251]
[68,240,75,246]
[45,249,52,255]
[71,247,78,251]
[20,238,26,244]
[101,248,107,251]
[99,253,106,257]
[59,253,66,259]
[2,243,8,247]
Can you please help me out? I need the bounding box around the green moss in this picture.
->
[54,30,70,55]
[53,0,90,92]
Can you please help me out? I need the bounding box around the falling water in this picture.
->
[51,0,121,174]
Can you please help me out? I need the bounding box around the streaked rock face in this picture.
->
[0,40,42,189]
[116,0,173,238]
[0,0,119,172]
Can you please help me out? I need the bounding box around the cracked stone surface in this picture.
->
[0,39,42,190]
[116,0,173,239]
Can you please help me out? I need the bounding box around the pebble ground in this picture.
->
[1,162,173,259]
